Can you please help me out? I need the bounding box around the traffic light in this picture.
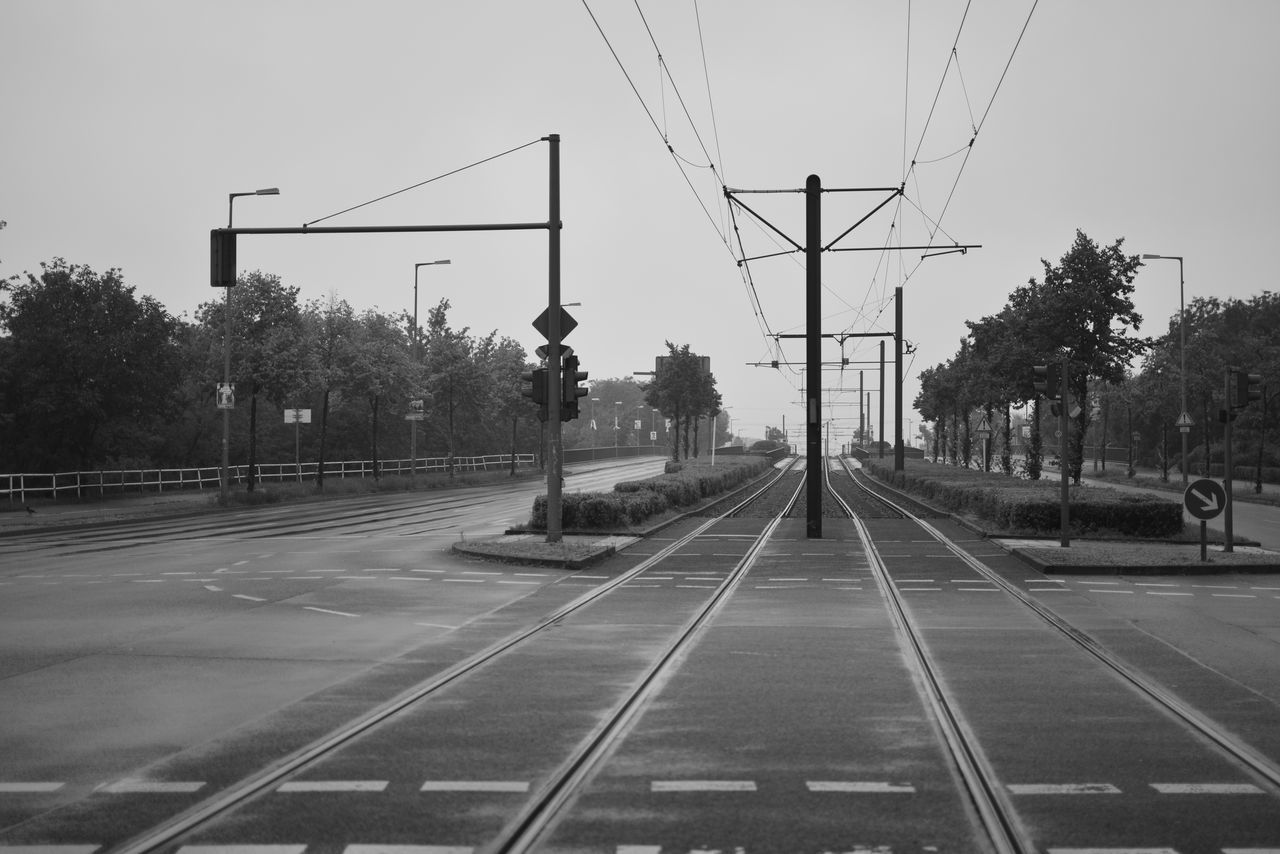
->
[1235,371,1262,409]
[210,229,237,287]
[1033,363,1062,400]
[521,368,548,422]
[561,354,588,421]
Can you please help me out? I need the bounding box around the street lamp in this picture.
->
[413,260,451,358]
[221,187,280,503]
[614,401,622,449]
[1141,253,1190,485]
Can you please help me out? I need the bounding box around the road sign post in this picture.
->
[1184,477,1226,561]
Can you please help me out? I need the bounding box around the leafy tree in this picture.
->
[195,271,303,492]
[346,308,416,480]
[0,259,182,471]
[1025,231,1149,483]
[643,342,719,462]
[298,295,356,491]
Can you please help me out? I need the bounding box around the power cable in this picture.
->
[304,138,544,227]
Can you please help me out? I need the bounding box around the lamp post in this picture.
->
[614,401,622,450]
[413,260,451,358]
[1141,253,1190,485]
[221,187,279,503]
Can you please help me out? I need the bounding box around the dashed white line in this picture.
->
[346,846,474,854]
[419,781,528,792]
[233,594,266,602]
[806,781,915,793]
[303,606,359,618]
[1008,783,1120,795]
[651,780,756,792]
[277,780,388,792]
[0,782,64,792]
[203,584,223,592]
[1150,782,1263,794]
[102,779,206,793]
[0,846,102,854]
[177,847,306,854]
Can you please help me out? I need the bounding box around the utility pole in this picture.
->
[805,175,823,538]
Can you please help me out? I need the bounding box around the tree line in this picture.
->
[913,230,1280,484]
[0,259,730,481]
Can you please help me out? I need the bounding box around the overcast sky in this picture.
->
[3,1,1276,448]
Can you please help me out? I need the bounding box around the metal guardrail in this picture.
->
[1,454,536,503]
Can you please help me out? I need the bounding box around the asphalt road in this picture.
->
[2,457,1278,853]
[0,458,665,840]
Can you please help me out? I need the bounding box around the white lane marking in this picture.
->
[203,584,223,592]
[389,577,432,582]
[131,579,164,583]
[462,571,502,576]
[1088,589,1133,594]
[1147,592,1193,597]
[1029,588,1073,593]
[177,847,307,854]
[103,779,205,793]
[1136,582,1179,587]
[1047,850,1179,854]
[346,847,474,854]
[286,576,326,580]
[1150,782,1264,794]
[1223,849,1280,854]
[514,572,548,577]
[1084,580,1121,585]
[677,585,717,589]
[413,569,445,574]
[0,782,64,792]
[615,848,662,854]
[1008,783,1120,795]
[769,577,808,582]
[1030,578,1067,583]
[896,578,934,583]
[651,780,756,792]
[576,575,608,579]
[1213,594,1256,599]
[277,780,388,792]
[303,606,359,618]
[420,781,528,792]
[232,594,266,602]
[898,588,942,592]
[163,572,196,576]
[807,781,915,793]
[0,847,102,854]
[1193,584,1238,589]
[959,588,1001,592]
[443,578,485,583]
[1251,586,1280,591]
[801,553,835,557]
[498,580,541,585]
[363,568,401,573]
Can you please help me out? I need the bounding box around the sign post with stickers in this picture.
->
[1184,477,1226,561]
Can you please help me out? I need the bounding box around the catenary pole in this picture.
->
[806,175,822,538]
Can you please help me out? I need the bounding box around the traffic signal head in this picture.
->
[1033,363,1062,400]
[1235,371,1262,409]
[521,368,548,421]
[561,354,589,422]
[210,229,237,287]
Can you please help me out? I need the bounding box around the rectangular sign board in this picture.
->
[284,408,312,424]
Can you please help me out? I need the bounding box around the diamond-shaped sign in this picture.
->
[532,306,577,340]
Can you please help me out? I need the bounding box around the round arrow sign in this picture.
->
[1184,477,1226,521]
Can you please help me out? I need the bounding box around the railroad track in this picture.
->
[828,456,1280,853]
[7,456,1279,852]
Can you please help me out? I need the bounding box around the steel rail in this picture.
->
[839,459,1280,796]
[492,470,806,852]
[107,459,798,854]
[825,459,1032,854]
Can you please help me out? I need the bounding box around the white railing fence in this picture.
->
[2,454,536,504]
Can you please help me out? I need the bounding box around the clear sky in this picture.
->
[3,1,1277,449]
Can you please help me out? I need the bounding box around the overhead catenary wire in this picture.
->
[303,138,544,227]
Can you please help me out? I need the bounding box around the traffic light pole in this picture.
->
[546,134,564,543]
[1059,355,1070,548]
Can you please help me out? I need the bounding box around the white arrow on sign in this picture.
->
[1189,487,1219,513]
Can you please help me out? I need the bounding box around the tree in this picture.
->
[0,259,182,471]
[346,309,416,481]
[643,342,718,462]
[1025,231,1150,483]
[298,295,356,491]
[195,271,303,492]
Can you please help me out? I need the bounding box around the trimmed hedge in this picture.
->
[529,455,774,531]
[864,458,1183,538]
